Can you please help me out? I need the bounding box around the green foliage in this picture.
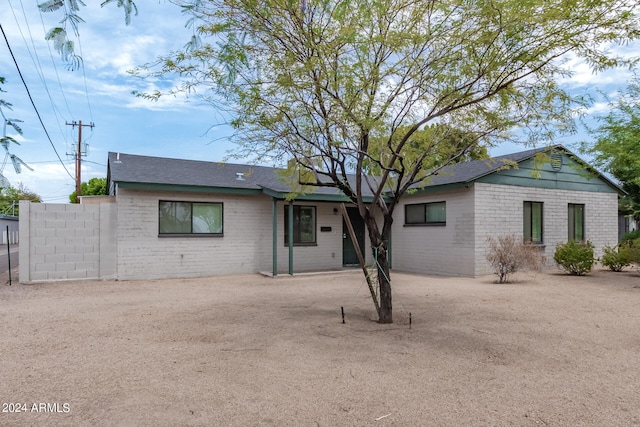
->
[553,240,595,276]
[584,74,640,221]
[69,177,108,203]
[601,244,633,272]
[0,183,42,216]
[621,229,640,243]
[365,124,489,183]
[485,235,545,283]
[38,0,137,69]
[135,0,640,323]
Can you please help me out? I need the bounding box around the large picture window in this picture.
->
[159,201,223,235]
[568,204,585,242]
[523,201,543,244]
[405,201,446,225]
[284,205,316,245]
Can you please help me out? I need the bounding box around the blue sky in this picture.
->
[1,2,638,203]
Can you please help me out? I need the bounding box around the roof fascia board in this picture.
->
[261,186,385,203]
[117,182,263,195]
[404,182,470,195]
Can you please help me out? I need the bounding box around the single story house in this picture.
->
[18,144,621,282]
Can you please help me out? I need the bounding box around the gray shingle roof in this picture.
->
[107,152,369,197]
[109,144,609,198]
[427,145,555,186]
[108,152,280,190]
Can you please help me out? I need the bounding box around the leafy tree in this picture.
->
[45,0,640,322]
[38,0,139,70]
[584,75,640,221]
[69,177,108,203]
[0,77,24,148]
[0,183,41,216]
[135,0,638,323]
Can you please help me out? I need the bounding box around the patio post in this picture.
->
[288,201,293,275]
[272,198,277,277]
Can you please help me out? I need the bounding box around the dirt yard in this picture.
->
[1,267,639,426]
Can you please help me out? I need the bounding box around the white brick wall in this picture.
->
[275,202,342,272]
[390,183,618,277]
[473,183,619,275]
[392,187,477,276]
[115,189,274,279]
[19,201,116,282]
[115,190,378,279]
[20,181,617,281]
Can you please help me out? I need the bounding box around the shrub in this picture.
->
[626,238,640,266]
[553,240,595,275]
[601,244,633,272]
[621,229,640,244]
[486,235,545,283]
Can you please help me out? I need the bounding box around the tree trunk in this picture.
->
[376,246,392,323]
[364,213,393,323]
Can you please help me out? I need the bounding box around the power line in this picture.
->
[0,23,75,181]
[9,0,69,141]
[32,0,75,119]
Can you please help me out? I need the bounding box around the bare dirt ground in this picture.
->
[1,267,640,426]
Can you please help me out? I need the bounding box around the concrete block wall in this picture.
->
[273,201,377,273]
[473,183,619,275]
[392,187,477,276]
[115,189,275,280]
[19,201,117,282]
[116,190,378,279]
[275,201,342,273]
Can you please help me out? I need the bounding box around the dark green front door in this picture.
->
[343,207,365,266]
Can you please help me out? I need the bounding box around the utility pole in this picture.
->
[66,120,94,202]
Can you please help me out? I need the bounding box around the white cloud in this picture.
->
[583,101,612,117]
[557,41,640,89]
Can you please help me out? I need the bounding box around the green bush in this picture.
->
[553,240,595,275]
[628,238,640,265]
[601,244,633,272]
[621,230,640,244]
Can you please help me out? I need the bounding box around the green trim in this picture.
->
[272,198,278,277]
[261,187,285,199]
[292,193,356,202]
[405,182,470,195]
[260,187,387,203]
[477,173,618,193]
[118,181,262,195]
[288,201,293,275]
[476,149,622,195]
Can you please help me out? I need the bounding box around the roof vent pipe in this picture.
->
[236,172,245,181]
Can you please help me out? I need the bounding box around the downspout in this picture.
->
[272,198,278,277]
[288,201,294,275]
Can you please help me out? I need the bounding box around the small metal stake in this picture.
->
[6,225,11,286]
[341,306,345,324]
[409,312,412,329]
